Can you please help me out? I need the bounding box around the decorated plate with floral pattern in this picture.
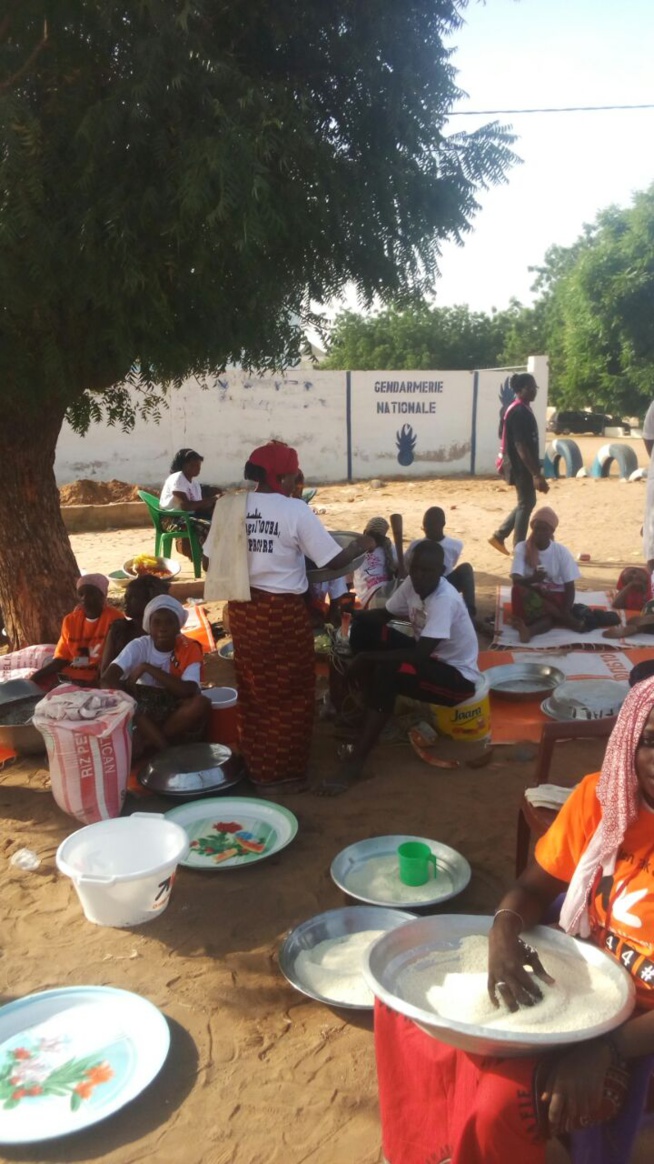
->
[0,986,169,1143]
[165,797,298,869]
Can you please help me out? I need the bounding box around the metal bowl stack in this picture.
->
[139,742,243,799]
[541,678,629,722]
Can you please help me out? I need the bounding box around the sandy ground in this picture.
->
[2,439,654,1164]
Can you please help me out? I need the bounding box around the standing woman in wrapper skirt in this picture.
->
[228,443,372,791]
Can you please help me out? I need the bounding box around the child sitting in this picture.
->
[510,507,583,642]
[612,566,652,611]
[406,506,476,616]
[352,517,398,609]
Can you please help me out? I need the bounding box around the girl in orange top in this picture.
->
[32,574,124,687]
[375,678,654,1164]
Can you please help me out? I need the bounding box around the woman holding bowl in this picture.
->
[375,677,654,1163]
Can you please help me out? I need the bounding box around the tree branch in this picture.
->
[0,18,48,91]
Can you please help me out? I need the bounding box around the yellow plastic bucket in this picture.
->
[431,675,491,743]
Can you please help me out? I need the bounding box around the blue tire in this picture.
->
[545,439,583,478]
[595,442,638,480]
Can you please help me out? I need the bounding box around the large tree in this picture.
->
[517,187,654,416]
[0,0,515,646]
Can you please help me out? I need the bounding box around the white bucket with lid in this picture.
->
[56,814,189,928]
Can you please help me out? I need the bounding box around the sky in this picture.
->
[432,0,654,312]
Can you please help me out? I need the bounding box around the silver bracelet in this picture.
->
[493,907,524,928]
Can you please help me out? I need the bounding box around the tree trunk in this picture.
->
[0,402,79,648]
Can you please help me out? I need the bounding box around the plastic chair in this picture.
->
[137,490,204,579]
[515,716,616,876]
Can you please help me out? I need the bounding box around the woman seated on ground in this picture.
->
[100,574,170,672]
[32,574,124,688]
[510,507,582,642]
[160,448,222,549]
[102,595,208,754]
[352,517,399,609]
[318,540,480,795]
[376,676,654,1164]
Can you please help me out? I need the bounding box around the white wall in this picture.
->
[350,370,475,478]
[55,359,548,485]
[56,370,348,487]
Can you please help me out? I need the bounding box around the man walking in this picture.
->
[489,372,548,556]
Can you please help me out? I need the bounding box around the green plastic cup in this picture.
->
[397,841,437,887]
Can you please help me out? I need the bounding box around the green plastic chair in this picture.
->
[137,490,204,579]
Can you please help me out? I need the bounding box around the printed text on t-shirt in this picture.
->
[246,508,281,554]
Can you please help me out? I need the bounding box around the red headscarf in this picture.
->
[248,443,300,494]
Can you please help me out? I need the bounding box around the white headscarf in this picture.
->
[142,595,188,634]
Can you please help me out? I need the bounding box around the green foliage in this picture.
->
[0,0,517,432]
[321,302,519,371]
[522,189,654,416]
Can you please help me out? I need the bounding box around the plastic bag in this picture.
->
[33,686,136,824]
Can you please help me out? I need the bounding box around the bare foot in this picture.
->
[510,616,532,643]
[602,625,625,639]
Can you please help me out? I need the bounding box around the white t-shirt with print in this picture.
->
[406,535,463,574]
[353,545,398,606]
[245,492,340,594]
[385,577,480,684]
[160,472,202,510]
[112,636,202,688]
[511,540,581,592]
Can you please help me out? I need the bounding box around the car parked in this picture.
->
[603,414,631,435]
[547,410,631,436]
[547,410,605,435]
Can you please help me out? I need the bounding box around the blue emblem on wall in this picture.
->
[396,423,417,466]
[498,375,514,433]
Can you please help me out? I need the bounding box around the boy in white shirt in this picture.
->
[406,506,476,616]
[317,540,480,795]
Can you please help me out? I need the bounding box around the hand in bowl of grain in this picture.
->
[488,906,555,1012]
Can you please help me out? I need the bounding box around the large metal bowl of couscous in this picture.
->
[363,914,635,1058]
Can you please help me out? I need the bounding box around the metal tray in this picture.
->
[279,906,415,1010]
[0,696,45,756]
[306,531,365,584]
[541,678,629,722]
[331,835,471,910]
[139,742,243,798]
[485,663,565,702]
[363,914,635,1058]
[0,679,42,707]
